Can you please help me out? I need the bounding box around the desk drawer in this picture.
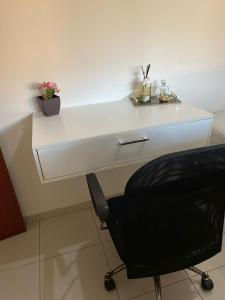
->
[37,119,211,180]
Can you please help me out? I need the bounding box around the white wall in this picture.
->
[0,0,225,217]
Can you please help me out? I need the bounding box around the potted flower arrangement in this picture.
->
[37,81,60,116]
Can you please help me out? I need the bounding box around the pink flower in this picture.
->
[46,81,51,88]
[39,81,60,99]
[40,81,49,89]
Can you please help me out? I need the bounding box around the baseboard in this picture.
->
[24,201,91,223]
[24,191,123,223]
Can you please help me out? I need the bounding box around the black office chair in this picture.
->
[86,144,225,300]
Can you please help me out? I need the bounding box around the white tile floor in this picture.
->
[1,207,225,300]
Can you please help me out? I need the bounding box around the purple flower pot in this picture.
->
[37,95,60,117]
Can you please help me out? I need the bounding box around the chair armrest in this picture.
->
[86,173,109,223]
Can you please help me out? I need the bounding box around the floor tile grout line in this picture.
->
[101,248,122,300]
[0,260,40,274]
[36,206,92,224]
[90,206,111,244]
[102,239,113,246]
[90,208,121,300]
[126,289,153,300]
[39,207,102,262]
[39,241,100,263]
[90,205,113,243]
[100,242,122,300]
[207,263,225,272]
[188,276,204,300]
[90,207,103,244]
[39,209,113,299]
[0,221,41,274]
[184,269,206,300]
[128,275,189,295]
[184,269,191,278]
[0,229,99,272]
[161,276,189,289]
[39,206,100,262]
[126,277,204,300]
[0,208,100,274]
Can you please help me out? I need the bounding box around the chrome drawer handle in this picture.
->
[118,138,150,146]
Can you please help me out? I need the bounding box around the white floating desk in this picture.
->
[32,100,213,183]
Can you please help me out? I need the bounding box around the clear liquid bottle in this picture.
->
[159,79,170,103]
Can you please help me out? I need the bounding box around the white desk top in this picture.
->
[32,100,212,149]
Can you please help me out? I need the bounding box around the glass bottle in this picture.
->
[159,80,170,103]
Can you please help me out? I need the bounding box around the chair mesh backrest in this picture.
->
[126,145,225,196]
[123,144,225,274]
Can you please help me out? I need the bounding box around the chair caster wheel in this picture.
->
[201,275,214,290]
[104,278,116,291]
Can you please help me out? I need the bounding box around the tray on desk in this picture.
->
[130,95,181,106]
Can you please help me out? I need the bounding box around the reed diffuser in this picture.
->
[140,64,151,102]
